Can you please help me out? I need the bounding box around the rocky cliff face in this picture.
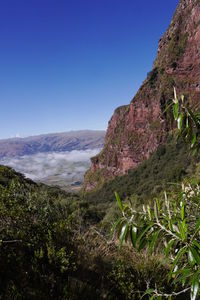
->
[83,0,200,191]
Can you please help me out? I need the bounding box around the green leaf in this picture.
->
[110,218,122,236]
[168,219,173,231]
[188,249,196,266]
[173,102,179,120]
[115,192,123,211]
[181,269,191,286]
[186,106,199,128]
[138,237,147,251]
[119,223,128,250]
[149,230,160,254]
[173,268,191,286]
[141,289,155,298]
[162,101,174,114]
[169,247,186,281]
[193,241,200,251]
[190,247,200,265]
[137,224,153,243]
[191,275,199,300]
[178,221,186,241]
[191,134,197,148]
[130,226,137,248]
[181,204,185,220]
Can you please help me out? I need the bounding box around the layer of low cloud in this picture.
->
[0,149,100,186]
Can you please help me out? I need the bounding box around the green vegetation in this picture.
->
[0,166,80,299]
[84,136,197,206]
[114,90,200,299]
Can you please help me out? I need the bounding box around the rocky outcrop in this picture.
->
[83,0,200,191]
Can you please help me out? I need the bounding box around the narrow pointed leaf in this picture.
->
[149,230,160,254]
[110,218,122,236]
[191,277,199,300]
[173,102,179,120]
[181,205,185,221]
[138,238,147,251]
[130,226,137,248]
[137,224,153,243]
[193,241,200,251]
[188,249,195,266]
[115,192,123,211]
[190,247,200,265]
[169,247,186,281]
[119,223,128,250]
[191,134,197,148]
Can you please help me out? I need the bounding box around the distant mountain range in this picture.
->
[0,130,105,158]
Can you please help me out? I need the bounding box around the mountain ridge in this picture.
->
[0,130,105,158]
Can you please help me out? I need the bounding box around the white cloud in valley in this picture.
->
[0,149,101,188]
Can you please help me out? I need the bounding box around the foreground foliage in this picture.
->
[114,181,200,299]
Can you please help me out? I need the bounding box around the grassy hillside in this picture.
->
[83,136,198,216]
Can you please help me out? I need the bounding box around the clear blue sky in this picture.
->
[0,0,179,139]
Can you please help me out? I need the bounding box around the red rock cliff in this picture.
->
[83,0,200,191]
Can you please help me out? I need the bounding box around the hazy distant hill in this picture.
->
[0,130,105,158]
